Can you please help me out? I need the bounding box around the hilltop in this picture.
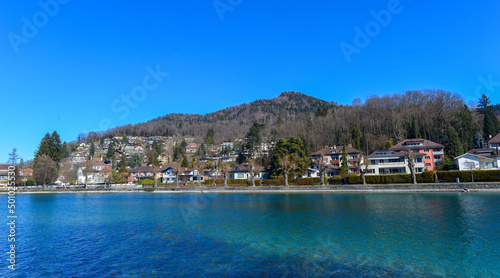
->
[101,91,336,142]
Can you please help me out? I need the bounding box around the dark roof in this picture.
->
[0,164,10,172]
[230,163,266,173]
[311,145,361,156]
[487,133,500,144]
[390,138,444,150]
[129,166,154,173]
[463,148,500,159]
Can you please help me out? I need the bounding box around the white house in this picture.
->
[367,150,425,175]
[230,163,268,179]
[455,148,500,171]
[162,166,202,183]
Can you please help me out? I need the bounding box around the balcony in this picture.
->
[371,161,405,165]
[435,159,443,163]
[433,151,444,155]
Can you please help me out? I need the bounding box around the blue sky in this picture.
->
[1,0,499,163]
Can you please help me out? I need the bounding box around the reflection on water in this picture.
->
[0,192,499,277]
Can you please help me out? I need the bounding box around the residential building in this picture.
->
[70,152,87,164]
[0,164,9,187]
[162,165,202,183]
[128,166,161,181]
[307,145,362,177]
[487,133,500,148]
[19,168,34,182]
[455,148,500,171]
[185,143,198,154]
[367,150,425,175]
[77,158,112,184]
[230,163,268,180]
[389,139,444,171]
[158,152,169,164]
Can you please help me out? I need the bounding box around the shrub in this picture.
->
[348,172,436,184]
[138,179,154,185]
[437,170,500,182]
[296,178,320,186]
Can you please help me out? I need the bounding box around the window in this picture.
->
[425,163,431,167]
[416,158,423,163]
[425,156,431,160]
[424,149,429,152]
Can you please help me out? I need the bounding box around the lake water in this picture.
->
[1,192,499,277]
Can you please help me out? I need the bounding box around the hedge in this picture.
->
[348,171,437,184]
[436,170,500,182]
[204,179,262,186]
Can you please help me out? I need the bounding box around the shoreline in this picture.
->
[3,183,500,194]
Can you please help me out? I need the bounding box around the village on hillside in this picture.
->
[3,130,500,188]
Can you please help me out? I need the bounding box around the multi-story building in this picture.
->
[389,139,444,171]
[367,150,425,175]
[307,145,362,177]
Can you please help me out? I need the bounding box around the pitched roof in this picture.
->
[487,133,500,144]
[186,143,198,149]
[390,138,444,150]
[456,148,500,160]
[311,145,361,156]
[0,164,9,172]
[128,166,154,173]
[230,163,266,173]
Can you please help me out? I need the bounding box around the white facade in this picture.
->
[455,154,500,171]
[367,151,425,175]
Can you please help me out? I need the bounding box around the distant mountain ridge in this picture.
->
[102,91,336,140]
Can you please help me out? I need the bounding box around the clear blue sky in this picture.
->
[1,0,499,163]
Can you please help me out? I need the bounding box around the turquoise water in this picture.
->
[1,192,499,277]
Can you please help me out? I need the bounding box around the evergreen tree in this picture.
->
[99,138,104,146]
[409,116,420,139]
[339,144,349,177]
[173,147,180,161]
[106,142,115,159]
[129,154,142,168]
[351,123,361,150]
[473,132,486,149]
[181,156,189,167]
[180,140,188,149]
[122,134,129,142]
[483,110,500,137]
[270,137,311,183]
[453,105,475,151]
[245,122,266,156]
[205,128,215,146]
[89,142,96,159]
[50,131,63,164]
[61,142,70,158]
[445,126,464,159]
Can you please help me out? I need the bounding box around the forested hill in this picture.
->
[93,90,499,155]
[101,91,336,140]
